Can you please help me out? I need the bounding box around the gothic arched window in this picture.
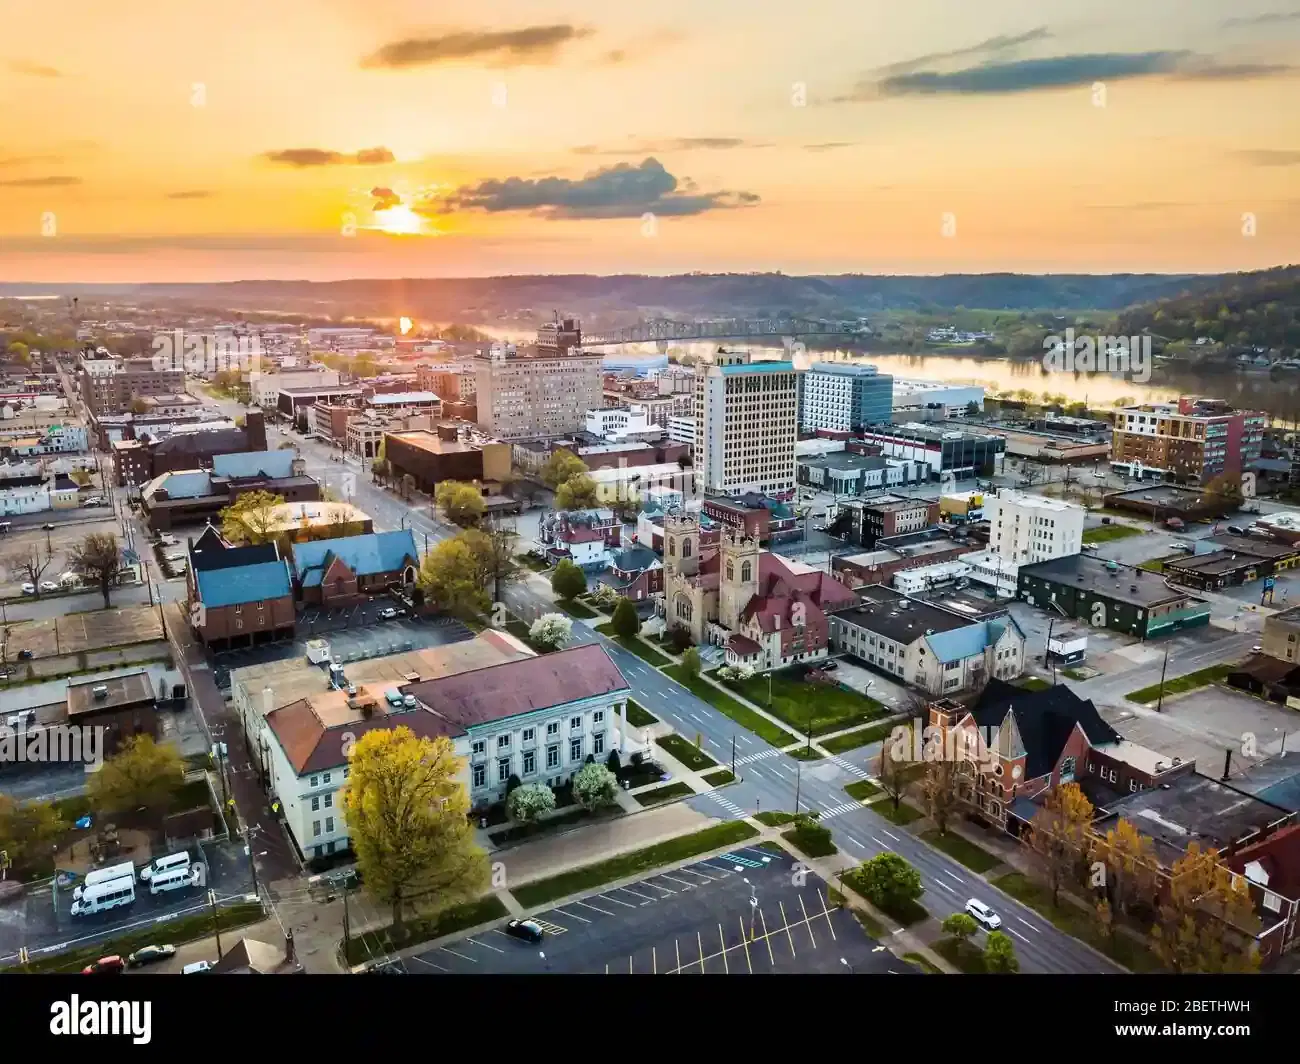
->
[741,561,752,583]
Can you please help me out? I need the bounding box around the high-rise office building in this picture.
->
[694,351,798,496]
[474,326,603,440]
[1111,397,1265,485]
[798,363,893,432]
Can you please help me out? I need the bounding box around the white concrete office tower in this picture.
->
[986,489,1084,565]
[694,351,798,496]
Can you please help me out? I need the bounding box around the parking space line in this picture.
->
[818,891,838,942]
[408,955,448,972]
[580,899,620,914]
[680,867,716,882]
[697,930,705,972]
[798,895,817,949]
[465,937,504,953]
[645,880,676,895]
[675,938,681,974]
[491,928,514,939]
[615,886,657,904]
[698,862,733,876]
[719,924,729,974]
[737,846,777,861]
[739,917,753,973]
[440,946,476,962]
[659,873,695,889]
[759,908,775,964]
[552,908,590,924]
[629,954,633,974]
[779,900,797,957]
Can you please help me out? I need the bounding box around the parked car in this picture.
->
[378,607,400,620]
[39,581,58,593]
[181,960,213,974]
[81,955,126,974]
[16,650,33,660]
[1253,645,1263,653]
[504,918,544,943]
[42,523,55,531]
[964,898,1002,931]
[20,583,35,595]
[127,944,176,967]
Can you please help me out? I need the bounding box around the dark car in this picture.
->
[504,918,544,944]
[16,650,33,661]
[127,944,176,968]
[42,523,55,531]
[81,955,125,975]
[819,660,838,671]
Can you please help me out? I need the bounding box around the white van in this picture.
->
[70,875,136,917]
[139,851,190,883]
[149,866,200,896]
[74,861,137,900]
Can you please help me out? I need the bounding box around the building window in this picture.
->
[522,727,535,743]
[593,710,604,725]
[310,796,320,811]
[546,721,559,738]
[570,715,582,731]
[523,750,536,775]
[325,816,334,833]
[570,737,583,762]
[309,775,318,787]
[322,771,331,784]
[312,821,321,837]
[546,745,560,769]
[497,758,511,783]
[343,767,349,779]
[472,740,486,756]
[1060,756,1076,780]
[473,763,486,788]
[497,733,511,750]
[593,732,605,756]
[324,793,333,808]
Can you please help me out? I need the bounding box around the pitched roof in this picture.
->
[968,678,1119,779]
[152,428,248,458]
[195,558,292,608]
[924,617,1021,663]
[144,469,212,500]
[611,544,659,572]
[189,537,279,572]
[1227,823,1300,904]
[212,449,295,479]
[291,530,418,585]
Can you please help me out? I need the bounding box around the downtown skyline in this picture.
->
[1,0,1298,282]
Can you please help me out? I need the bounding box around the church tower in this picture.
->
[663,512,700,578]
[719,530,760,630]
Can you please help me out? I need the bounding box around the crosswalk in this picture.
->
[716,851,765,868]
[735,749,780,767]
[828,755,872,782]
[531,918,569,936]
[705,790,747,819]
[817,801,863,821]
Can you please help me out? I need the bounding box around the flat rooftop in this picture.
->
[1165,550,1263,576]
[1095,772,1293,867]
[1208,534,1299,559]
[261,500,370,531]
[839,585,970,642]
[1106,484,1216,506]
[1019,553,1193,608]
[67,670,155,717]
[387,429,483,455]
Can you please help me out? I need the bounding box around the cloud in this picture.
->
[803,142,856,152]
[1174,60,1294,80]
[166,190,214,199]
[262,147,395,167]
[596,28,684,66]
[371,186,402,210]
[361,25,592,69]
[436,158,759,219]
[0,154,64,167]
[1222,11,1300,27]
[0,175,80,187]
[6,59,61,77]
[572,137,765,155]
[875,27,1052,76]
[1234,149,1300,166]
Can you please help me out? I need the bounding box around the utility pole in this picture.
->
[1155,648,1170,713]
[244,824,262,896]
[731,735,736,778]
[794,760,802,815]
[208,889,224,959]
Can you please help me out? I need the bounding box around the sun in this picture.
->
[372,204,426,236]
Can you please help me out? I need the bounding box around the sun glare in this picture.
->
[399,317,413,335]
[372,204,426,236]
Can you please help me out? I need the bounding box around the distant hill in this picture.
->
[0,272,1255,325]
[1115,265,1300,355]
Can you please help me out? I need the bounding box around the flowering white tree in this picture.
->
[572,762,620,812]
[734,663,756,680]
[507,783,556,824]
[529,613,573,649]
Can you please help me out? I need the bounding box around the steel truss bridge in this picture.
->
[580,317,870,347]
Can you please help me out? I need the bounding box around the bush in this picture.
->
[680,647,701,680]
[571,762,620,811]
[606,750,622,773]
[630,751,644,767]
[505,774,522,796]
[610,597,641,638]
[507,783,556,824]
[666,626,693,653]
[529,613,573,649]
[550,559,587,601]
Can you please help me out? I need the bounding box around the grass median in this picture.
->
[554,598,598,619]
[1126,663,1234,705]
[844,779,881,801]
[656,733,718,770]
[701,769,735,786]
[344,895,509,966]
[511,821,760,909]
[919,829,1001,874]
[623,698,658,729]
[594,624,675,667]
[821,720,899,755]
[662,665,797,747]
[634,781,695,807]
[721,668,886,736]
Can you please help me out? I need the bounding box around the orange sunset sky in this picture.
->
[1,0,1298,282]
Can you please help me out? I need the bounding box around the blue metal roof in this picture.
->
[720,361,795,375]
[212,449,295,479]
[925,621,995,663]
[195,559,291,607]
[156,470,211,499]
[292,529,419,584]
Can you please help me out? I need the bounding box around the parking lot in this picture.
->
[0,517,124,599]
[405,845,908,975]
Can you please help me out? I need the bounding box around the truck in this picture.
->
[306,639,332,665]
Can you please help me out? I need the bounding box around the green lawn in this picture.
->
[634,781,695,807]
[871,800,924,826]
[844,779,882,801]
[851,908,888,940]
[344,895,509,966]
[722,668,886,737]
[786,745,825,761]
[820,720,900,755]
[701,769,736,786]
[904,951,944,974]
[662,666,797,747]
[919,829,1001,874]
[511,821,759,908]
[1138,558,1167,573]
[754,811,798,827]
[781,824,838,858]
[840,870,929,927]
[23,902,265,973]
[992,872,1159,972]
[623,699,658,728]
[656,733,718,771]
[1062,667,1089,681]
[554,598,599,619]
[1083,523,1144,544]
[517,553,550,573]
[1013,676,1052,692]
[935,936,987,974]
[1126,663,1235,705]
[593,624,675,666]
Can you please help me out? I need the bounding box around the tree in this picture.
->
[571,762,619,812]
[343,726,488,934]
[0,795,67,876]
[529,613,572,650]
[68,532,121,609]
[878,719,915,813]
[1021,782,1095,907]
[941,911,979,946]
[610,597,640,639]
[462,525,521,604]
[605,749,622,773]
[436,481,486,529]
[983,930,1020,973]
[550,558,587,601]
[88,735,185,817]
[507,783,556,824]
[129,397,150,415]
[371,458,390,485]
[922,758,959,835]
[1150,842,1261,973]
[680,646,701,680]
[555,474,599,511]
[540,450,587,490]
[418,536,490,619]
[220,489,285,545]
[5,340,30,364]
[5,544,53,598]
[401,473,416,501]
[1091,817,1159,921]
[856,852,924,913]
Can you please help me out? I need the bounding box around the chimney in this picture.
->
[245,406,267,451]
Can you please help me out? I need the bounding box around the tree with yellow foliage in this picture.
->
[1091,817,1159,922]
[1150,842,1261,973]
[220,489,285,545]
[343,727,488,935]
[1021,782,1094,907]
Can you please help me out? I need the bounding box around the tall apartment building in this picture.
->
[694,352,798,497]
[986,489,1084,565]
[474,336,603,440]
[1111,396,1265,485]
[798,363,893,433]
[78,354,185,416]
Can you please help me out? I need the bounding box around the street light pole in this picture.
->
[1155,648,1170,713]
[794,760,802,815]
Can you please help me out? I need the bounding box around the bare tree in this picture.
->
[6,545,53,599]
[68,532,122,609]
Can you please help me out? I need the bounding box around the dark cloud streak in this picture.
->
[0,175,80,187]
[361,25,592,69]
[262,147,395,167]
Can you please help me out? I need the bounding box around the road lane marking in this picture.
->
[464,937,504,953]
[779,900,797,957]
[845,835,865,851]
[719,924,729,974]
[881,829,900,841]
[580,898,620,914]
[1009,927,1031,944]
[1017,916,1040,932]
[871,836,889,847]
[552,908,590,924]
[440,946,476,962]
[737,735,753,745]
[942,870,965,884]
[934,880,958,894]
[798,894,817,949]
